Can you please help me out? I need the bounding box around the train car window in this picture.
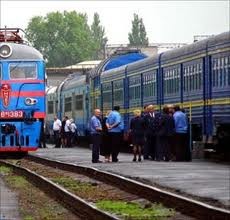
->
[215,58,218,87]
[164,70,168,94]
[65,97,72,112]
[0,64,1,79]
[198,63,201,89]
[189,66,192,91]
[143,70,157,97]
[93,76,100,88]
[212,57,227,87]
[164,67,180,95]
[75,95,83,110]
[220,58,223,87]
[195,64,200,90]
[191,66,193,91]
[9,62,37,79]
[170,70,172,94]
[196,65,198,90]
[113,80,124,103]
[225,56,229,86]
[183,62,202,92]
[224,57,227,87]
[183,68,186,92]
[221,57,225,87]
[183,67,187,92]
[217,58,221,87]
[102,82,112,109]
[48,101,54,114]
[129,76,141,101]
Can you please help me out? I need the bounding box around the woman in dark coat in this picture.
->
[130,109,145,162]
[100,111,111,162]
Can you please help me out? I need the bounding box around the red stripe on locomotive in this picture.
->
[1,80,44,84]
[0,147,38,152]
[33,112,46,118]
[10,91,45,97]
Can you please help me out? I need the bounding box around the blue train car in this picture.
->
[99,31,230,153]
[46,73,90,137]
[46,32,229,155]
[0,28,46,152]
[60,74,90,136]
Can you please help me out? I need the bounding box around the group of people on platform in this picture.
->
[90,104,190,163]
[53,116,78,148]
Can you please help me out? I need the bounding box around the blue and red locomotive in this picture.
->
[0,28,46,153]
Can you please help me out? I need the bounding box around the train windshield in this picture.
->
[9,62,37,79]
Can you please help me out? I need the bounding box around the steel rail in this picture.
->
[0,160,119,220]
[27,154,230,220]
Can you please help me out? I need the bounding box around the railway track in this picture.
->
[0,159,118,220]
[1,155,229,220]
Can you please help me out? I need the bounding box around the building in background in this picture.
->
[46,60,101,87]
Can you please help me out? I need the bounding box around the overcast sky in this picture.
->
[1,1,229,44]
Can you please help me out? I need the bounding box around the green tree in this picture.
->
[91,12,108,59]
[128,13,149,47]
[26,11,95,67]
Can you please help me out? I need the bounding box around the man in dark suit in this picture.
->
[143,105,156,160]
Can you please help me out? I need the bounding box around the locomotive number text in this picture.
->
[0,110,23,119]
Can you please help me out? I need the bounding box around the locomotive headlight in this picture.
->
[25,97,38,105]
[0,44,12,58]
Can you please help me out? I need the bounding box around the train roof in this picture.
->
[101,64,127,80]
[0,42,43,60]
[161,39,209,64]
[101,54,160,80]
[161,31,230,64]
[90,50,147,78]
[100,31,229,79]
[207,31,230,50]
[46,86,57,95]
[62,74,87,91]
[127,55,159,73]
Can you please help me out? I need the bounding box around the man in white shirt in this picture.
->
[53,116,62,148]
[64,116,71,147]
[70,119,77,146]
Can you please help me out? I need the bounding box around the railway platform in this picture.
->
[31,146,230,209]
[0,177,21,220]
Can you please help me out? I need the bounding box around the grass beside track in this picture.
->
[0,165,78,220]
[96,200,175,220]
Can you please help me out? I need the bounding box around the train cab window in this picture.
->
[9,62,37,79]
